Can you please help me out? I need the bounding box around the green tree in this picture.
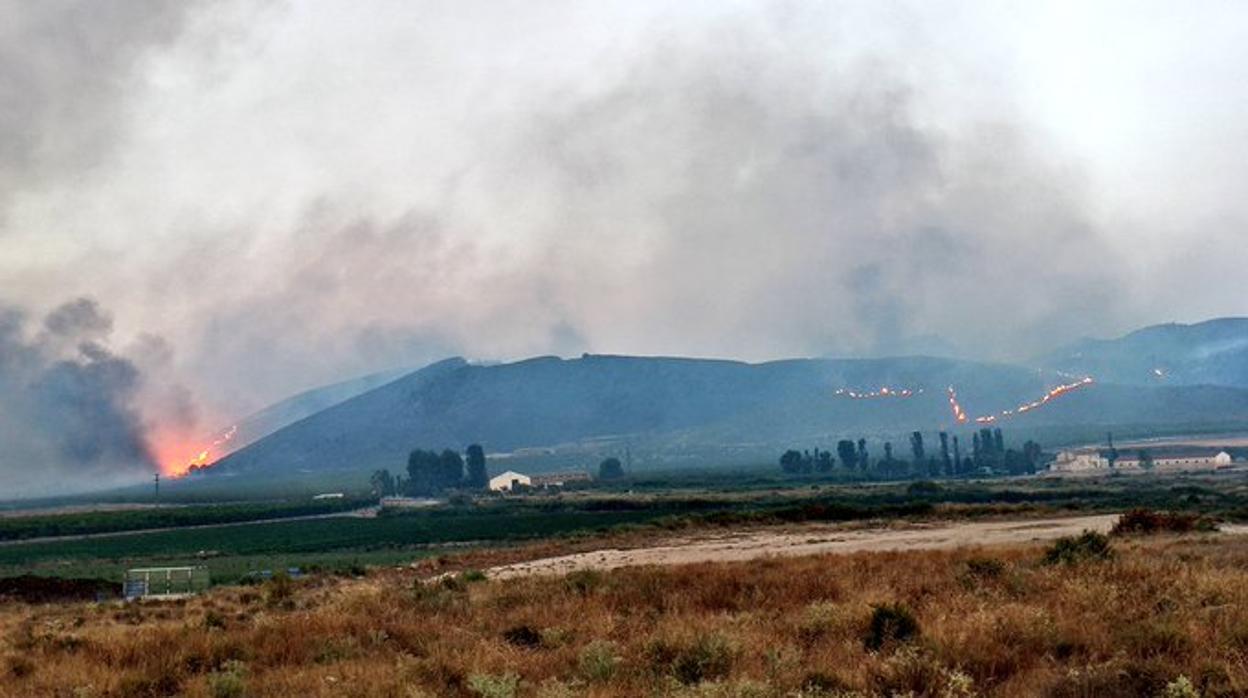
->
[406,449,440,496]
[909,431,925,466]
[465,444,489,488]
[816,449,834,473]
[939,432,952,476]
[856,439,869,472]
[1023,440,1042,473]
[779,449,804,474]
[837,440,858,471]
[598,457,624,480]
[1138,448,1155,470]
[438,449,465,490]
[880,441,899,476]
[369,469,395,497]
[1105,432,1120,468]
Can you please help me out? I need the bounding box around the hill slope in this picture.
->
[210,353,1248,475]
[223,367,411,452]
[1039,317,1248,388]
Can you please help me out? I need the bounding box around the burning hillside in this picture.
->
[945,377,1095,425]
[150,424,238,478]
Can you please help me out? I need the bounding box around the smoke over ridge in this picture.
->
[1,2,1246,495]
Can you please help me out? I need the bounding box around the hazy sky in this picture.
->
[3,0,1247,441]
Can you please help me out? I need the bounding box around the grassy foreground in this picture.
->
[3,532,1247,696]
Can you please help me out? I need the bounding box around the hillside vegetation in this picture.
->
[211,354,1248,478]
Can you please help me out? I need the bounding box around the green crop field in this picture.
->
[3,471,1247,587]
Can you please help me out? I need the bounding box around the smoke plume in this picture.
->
[0,299,156,495]
[1,2,1247,496]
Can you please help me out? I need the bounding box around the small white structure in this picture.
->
[125,566,210,600]
[380,496,440,509]
[1117,451,1234,470]
[1051,449,1234,473]
[530,471,593,488]
[313,492,345,500]
[489,470,532,492]
[1049,451,1109,472]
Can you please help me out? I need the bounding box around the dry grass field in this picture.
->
[2,527,1247,697]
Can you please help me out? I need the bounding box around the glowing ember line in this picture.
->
[950,376,1094,425]
[946,386,968,424]
[835,386,922,400]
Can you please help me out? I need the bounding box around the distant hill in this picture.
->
[1039,318,1248,388]
[211,366,411,456]
[209,353,1248,476]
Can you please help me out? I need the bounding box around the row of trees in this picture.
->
[372,447,629,498]
[779,429,1044,479]
[371,444,489,497]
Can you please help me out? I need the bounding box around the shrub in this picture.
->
[1112,509,1217,536]
[207,660,247,698]
[964,557,1006,579]
[116,663,183,698]
[1122,621,1193,660]
[907,480,943,495]
[563,569,602,596]
[796,601,855,644]
[265,573,294,608]
[648,633,735,685]
[800,671,852,693]
[1162,676,1200,698]
[579,641,619,682]
[864,603,921,652]
[535,679,577,698]
[868,647,946,695]
[203,609,228,630]
[502,624,543,649]
[412,576,470,610]
[467,672,519,698]
[1043,530,1113,565]
[6,655,34,679]
[461,569,488,583]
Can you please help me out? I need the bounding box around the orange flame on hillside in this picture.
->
[946,386,968,423]
[152,425,238,477]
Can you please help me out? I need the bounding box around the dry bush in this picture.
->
[1043,530,1114,565]
[1112,508,1218,536]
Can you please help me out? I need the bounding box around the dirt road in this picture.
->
[484,514,1129,579]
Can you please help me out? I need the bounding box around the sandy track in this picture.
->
[485,514,1128,579]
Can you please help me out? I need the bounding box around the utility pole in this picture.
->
[154,472,160,500]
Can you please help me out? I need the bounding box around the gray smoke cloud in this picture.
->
[150,7,1127,415]
[1,1,1246,495]
[0,299,155,495]
[0,0,209,220]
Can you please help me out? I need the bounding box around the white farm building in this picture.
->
[1049,448,1233,473]
[489,470,532,492]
